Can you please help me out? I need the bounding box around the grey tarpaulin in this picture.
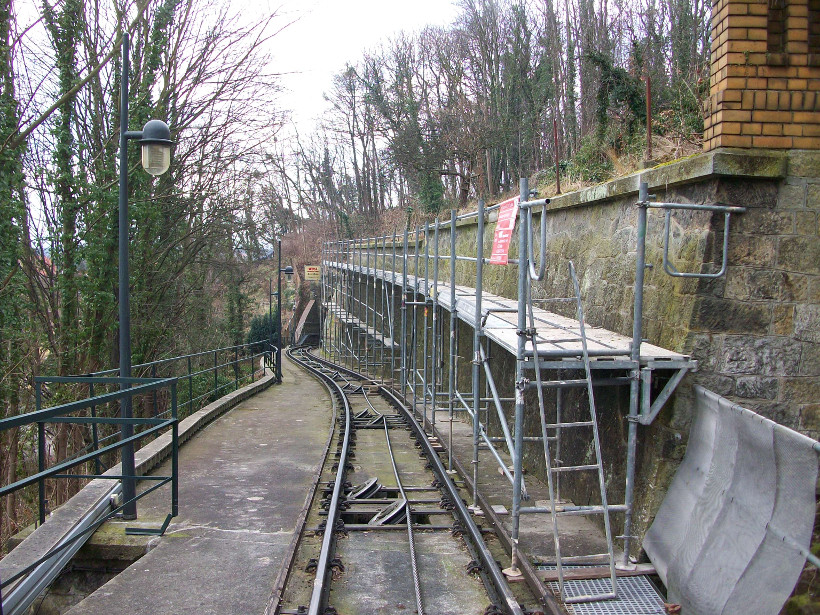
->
[643,385,818,615]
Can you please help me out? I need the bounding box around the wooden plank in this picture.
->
[323,301,398,349]
[540,564,656,582]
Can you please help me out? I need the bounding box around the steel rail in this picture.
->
[285,347,352,615]
[382,417,424,615]
[305,350,526,615]
[265,348,339,615]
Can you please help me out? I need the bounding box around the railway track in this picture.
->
[269,347,540,615]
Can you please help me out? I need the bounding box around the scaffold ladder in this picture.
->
[526,261,618,604]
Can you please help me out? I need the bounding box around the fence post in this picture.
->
[90,381,101,475]
[214,349,218,396]
[187,356,193,415]
[234,346,239,391]
[151,364,158,416]
[36,381,46,525]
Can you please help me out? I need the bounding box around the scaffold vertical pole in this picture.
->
[509,177,529,576]
[432,220,440,428]
[622,180,649,568]
[423,222,430,430]
[391,229,398,385]
[401,226,409,398]
[471,199,485,509]
[365,238,372,376]
[412,227,420,417]
[381,235,386,378]
[448,209,457,472]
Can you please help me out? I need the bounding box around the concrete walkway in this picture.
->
[67,357,331,615]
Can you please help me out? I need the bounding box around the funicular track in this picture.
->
[272,346,533,615]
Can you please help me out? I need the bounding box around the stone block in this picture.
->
[734,209,793,234]
[789,150,820,177]
[743,401,799,429]
[699,273,728,298]
[720,335,802,375]
[800,342,820,376]
[735,376,779,399]
[778,271,808,301]
[725,268,808,301]
[716,178,779,208]
[694,373,737,396]
[807,183,820,209]
[777,180,808,209]
[694,296,772,334]
[709,150,787,179]
[772,304,795,335]
[778,236,820,274]
[799,404,820,434]
[796,211,818,234]
[809,277,820,303]
[686,333,723,372]
[728,235,776,266]
[794,304,820,342]
[782,377,820,404]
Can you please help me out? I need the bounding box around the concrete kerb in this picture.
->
[1,368,275,587]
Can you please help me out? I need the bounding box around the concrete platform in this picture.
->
[66,357,332,615]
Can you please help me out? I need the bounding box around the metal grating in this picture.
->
[538,566,666,615]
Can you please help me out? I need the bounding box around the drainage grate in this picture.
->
[537,566,666,615]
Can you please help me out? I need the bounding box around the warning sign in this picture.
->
[304,265,320,281]
[489,196,520,265]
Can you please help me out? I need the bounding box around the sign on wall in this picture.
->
[305,265,320,281]
[489,196,520,265]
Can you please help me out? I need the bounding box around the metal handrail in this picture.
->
[0,375,179,615]
[1,341,272,583]
[527,204,548,281]
[83,342,270,418]
[644,199,746,279]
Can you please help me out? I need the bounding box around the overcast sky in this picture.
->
[267,0,460,131]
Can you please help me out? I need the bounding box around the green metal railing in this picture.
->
[0,375,178,594]
[27,343,272,499]
[90,341,271,420]
[0,341,275,600]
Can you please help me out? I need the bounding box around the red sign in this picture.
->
[489,196,520,265]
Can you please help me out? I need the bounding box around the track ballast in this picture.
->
[270,347,537,615]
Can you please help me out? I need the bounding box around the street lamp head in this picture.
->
[282,266,294,280]
[140,119,173,176]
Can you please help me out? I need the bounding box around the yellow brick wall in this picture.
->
[704,0,820,150]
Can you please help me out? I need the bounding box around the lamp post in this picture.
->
[273,238,294,384]
[269,277,274,374]
[118,32,173,519]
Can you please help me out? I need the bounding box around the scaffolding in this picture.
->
[320,179,742,607]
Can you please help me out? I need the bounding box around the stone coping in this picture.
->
[541,148,788,213]
[1,369,275,583]
[349,149,797,243]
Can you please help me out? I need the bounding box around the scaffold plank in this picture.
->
[323,301,399,350]
[324,261,693,368]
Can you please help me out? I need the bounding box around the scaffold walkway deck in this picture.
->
[324,261,693,369]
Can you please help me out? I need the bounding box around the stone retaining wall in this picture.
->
[458,148,818,553]
[337,148,818,554]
